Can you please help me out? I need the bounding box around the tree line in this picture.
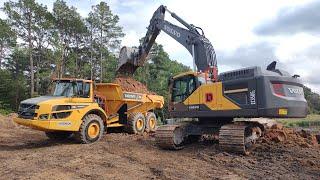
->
[0,0,318,116]
[0,0,190,114]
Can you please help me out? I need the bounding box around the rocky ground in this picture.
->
[0,114,319,180]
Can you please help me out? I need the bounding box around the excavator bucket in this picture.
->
[116,46,139,75]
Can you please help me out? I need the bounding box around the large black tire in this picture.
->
[75,114,104,144]
[126,113,146,134]
[145,112,157,132]
[45,131,73,140]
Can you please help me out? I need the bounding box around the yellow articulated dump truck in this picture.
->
[13,78,164,143]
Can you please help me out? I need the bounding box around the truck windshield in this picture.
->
[52,81,76,97]
[51,80,91,98]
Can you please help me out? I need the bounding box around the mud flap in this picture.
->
[118,104,128,125]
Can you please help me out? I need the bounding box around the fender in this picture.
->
[82,107,108,125]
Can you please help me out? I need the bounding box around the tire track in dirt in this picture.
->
[0,115,320,179]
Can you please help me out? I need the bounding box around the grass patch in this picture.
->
[0,108,14,115]
[276,114,320,128]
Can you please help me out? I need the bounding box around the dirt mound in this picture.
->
[0,113,18,129]
[113,76,155,94]
[263,123,319,148]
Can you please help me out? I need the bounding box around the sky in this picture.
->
[1,0,319,93]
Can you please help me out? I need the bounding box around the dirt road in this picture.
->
[0,115,319,180]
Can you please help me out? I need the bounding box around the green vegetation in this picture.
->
[277,114,320,129]
[0,108,14,115]
[0,0,190,117]
[304,86,320,114]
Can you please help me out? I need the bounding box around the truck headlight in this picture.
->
[71,105,88,109]
[52,105,88,111]
[52,105,71,111]
[52,112,71,119]
[39,114,49,120]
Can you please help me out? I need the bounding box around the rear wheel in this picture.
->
[45,131,72,140]
[75,114,104,144]
[145,112,157,132]
[126,113,145,134]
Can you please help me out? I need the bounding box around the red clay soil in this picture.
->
[263,123,319,148]
[113,76,155,94]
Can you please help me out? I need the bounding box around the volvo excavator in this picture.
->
[117,5,308,154]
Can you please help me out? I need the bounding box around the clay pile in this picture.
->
[113,76,155,94]
[263,123,319,148]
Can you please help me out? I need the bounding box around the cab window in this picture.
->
[83,83,90,98]
[76,81,90,98]
[172,76,196,103]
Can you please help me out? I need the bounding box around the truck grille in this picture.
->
[18,103,38,119]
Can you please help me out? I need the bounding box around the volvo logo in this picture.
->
[123,93,142,100]
[288,88,303,95]
[164,25,180,38]
[250,90,256,105]
[188,105,199,110]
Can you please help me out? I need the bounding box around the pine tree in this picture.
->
[0,19,16,68]
[87,2,124,82]
[3,0,51,96]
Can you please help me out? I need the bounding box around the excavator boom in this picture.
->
[117,5,217,75]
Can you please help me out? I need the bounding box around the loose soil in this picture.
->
[113,76,155,94]
[1,114,319,180]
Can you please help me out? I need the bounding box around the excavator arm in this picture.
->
[117,5,217,76]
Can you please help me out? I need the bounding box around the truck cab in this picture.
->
[14,78,108,143]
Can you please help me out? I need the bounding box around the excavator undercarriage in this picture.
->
[155,119,264,154]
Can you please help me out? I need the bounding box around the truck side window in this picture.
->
[83,83,90,98]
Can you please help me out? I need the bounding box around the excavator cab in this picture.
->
[168,72,209,113]
[171,74,197,103]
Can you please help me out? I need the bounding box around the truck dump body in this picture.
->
[95,83,164,126]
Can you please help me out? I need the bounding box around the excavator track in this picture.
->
[155,122,262,154]
[219,123,262,155]
[219,124,247,154]
[155,124,186,150]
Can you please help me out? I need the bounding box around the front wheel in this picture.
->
[75,114,104,144]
